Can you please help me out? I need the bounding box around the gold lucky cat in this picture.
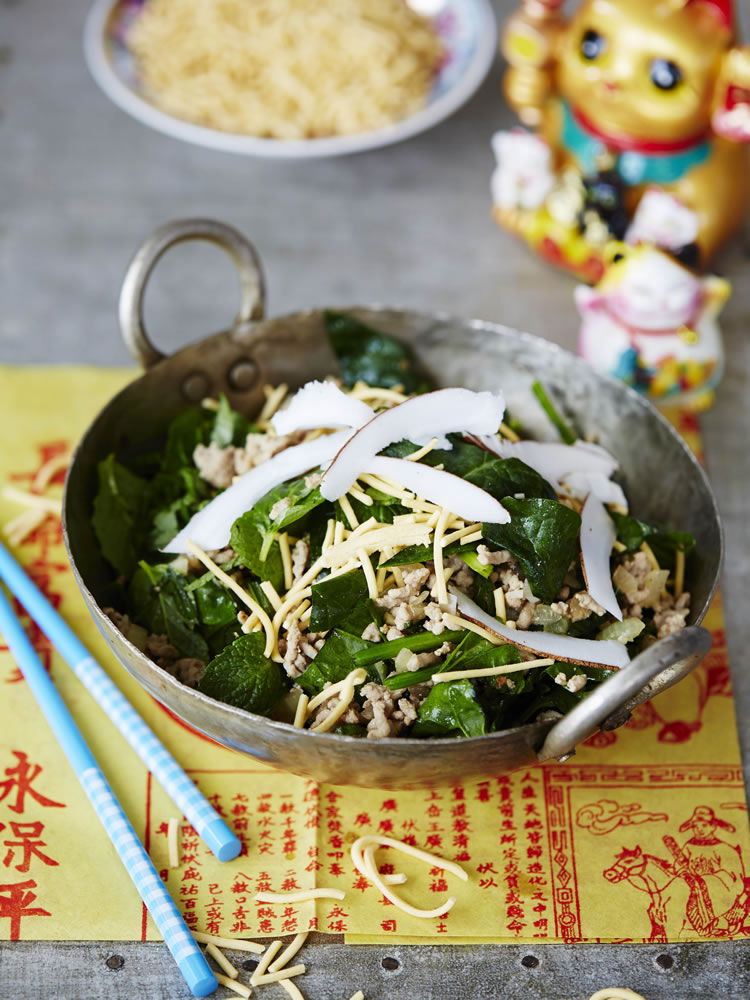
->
[492,0,750,280]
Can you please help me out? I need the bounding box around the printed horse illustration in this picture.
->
[604,845,680,941]
[604,838,750,941]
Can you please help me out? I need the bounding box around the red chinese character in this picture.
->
[377,819,394,834]
[380,799,397,812]
[479,878,498,889]
[2,821,58,872]
[476,862,498,874]
[380,919,397,932]
[328,919,347,932]
[430,879,448,893]
[0,752,65,814]
[0,878,50,938]
[354,812,371,827]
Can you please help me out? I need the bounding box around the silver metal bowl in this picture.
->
[63,219,721,789]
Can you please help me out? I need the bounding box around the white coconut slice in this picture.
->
[163,430,352,554]
[367,456,510,524]
[453,590,630,669]
[579,494,623,621]
[563,472,628,509]
[271,381,374,435]
[320,388,506,501]
[474,436,618,487]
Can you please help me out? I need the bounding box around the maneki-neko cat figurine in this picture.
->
[575,238,730,409]
[492,0,750,281]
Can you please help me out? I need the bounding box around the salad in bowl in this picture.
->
[92,312,696,743]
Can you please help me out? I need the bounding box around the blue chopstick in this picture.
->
[0,541,240,863]
[0,584,217,997]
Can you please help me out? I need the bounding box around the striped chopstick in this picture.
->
[0,584,217,997]
[0,541,240,863]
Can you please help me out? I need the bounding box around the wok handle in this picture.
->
[536,625,712,762]
[118,219,266,369]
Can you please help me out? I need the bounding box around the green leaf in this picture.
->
[129,562,209,661]
[442,631,522,673]
[412,679,487,738]
[388,436,555,502]
[162,408,215,474]
[92,455,150,576]
[198,633,286,715]
[483,498,581,603]
[297,629,373,695]
[472,573,496,615]
[191,576,239,628]
[609,512,695,570]
[211,394,256,448]
[230,511,284,591]
[310,569,376,634]
[324,310,431,393]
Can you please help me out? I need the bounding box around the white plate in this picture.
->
[83,0,497,159]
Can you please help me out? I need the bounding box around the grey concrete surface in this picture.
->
[1,0,749,997]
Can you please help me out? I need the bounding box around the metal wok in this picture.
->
[63,219,721,789]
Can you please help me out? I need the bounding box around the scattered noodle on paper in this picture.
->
[129,0,444,139]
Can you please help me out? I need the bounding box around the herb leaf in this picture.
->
[297,629,375,695]
[310,569,378,635]
[198,632,286,715]
[412,679,486,738]
[92,455,150,576]
[483,498,581,603]
[325,310,430,393]
[129,561,209,661]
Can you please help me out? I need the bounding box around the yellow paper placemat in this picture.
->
[1,366,748,945]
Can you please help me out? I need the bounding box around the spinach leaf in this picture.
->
[483,498,581,603]
[129,561,209,661]
[412,679,486,738]
[190,575,239,628]
[380,541,472,568]
[472,573,496,616]
[198,633,286,715]
[325,310,430,393]
[230,511,285,591]
[161,408,215,474]
[310,569,378,635]
[389,436,556,500]
[211,394,256,448]
[442,631,523,673]
[148,466,213,550]
[297,629,374,695]
[610,512,695,569]
[92,455,150,576]
[333,723,366,737]
[271,479,327,534]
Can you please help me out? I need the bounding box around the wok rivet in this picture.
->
[381,956,400,972]
[105,955,125,971]
[228,358,259,390]
[181,371,210,402]
[520,955,539,969]
[654,953,675,971]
